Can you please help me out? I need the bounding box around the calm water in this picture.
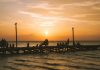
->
[0,50,100,70]
[0,41,100,70]
[9,41,100,47]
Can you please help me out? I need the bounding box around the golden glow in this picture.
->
[45,31,49,36]
[0,0,100,41]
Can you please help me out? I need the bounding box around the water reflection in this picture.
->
[0,50,100,70]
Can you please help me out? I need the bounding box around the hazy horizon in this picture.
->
[7,40,100,42]
[0,0,100,41]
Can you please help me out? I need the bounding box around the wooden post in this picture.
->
[15,22,18,47]
[72,27,75,46]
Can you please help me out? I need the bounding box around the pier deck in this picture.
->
[0,45,100,54]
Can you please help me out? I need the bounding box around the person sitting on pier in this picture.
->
[12,44,15,48]
[65,38,70,46]
[57,42,60,47]
[61,42,64,46]
[58,42,64,47]
[76,42,81,46]
[76,42,81,48]
[39,39,49,47]
[59,42,62,46]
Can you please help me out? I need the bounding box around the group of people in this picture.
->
[0,39,9,48]
[0,38,81,48]
[0,38,15,48]
[57,39,70,47]
[27,39,49,48]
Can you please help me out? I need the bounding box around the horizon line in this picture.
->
[8,40,100,42]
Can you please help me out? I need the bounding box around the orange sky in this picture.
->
[0,0,100,41]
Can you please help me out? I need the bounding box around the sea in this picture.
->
[0,41,100,70]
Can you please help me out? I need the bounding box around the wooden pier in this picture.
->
[0,45,100,55]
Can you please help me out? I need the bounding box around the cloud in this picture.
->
[1,0,100,23]
[19,10,78,22]
[40,23,55,27]
[62,1,100,7]
[0,0,100,40]
[0,0,18,3]
[93,6,100,10]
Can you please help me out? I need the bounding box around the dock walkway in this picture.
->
[0,45,100,54]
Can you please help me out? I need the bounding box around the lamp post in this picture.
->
[72,27,75,46]
[15,22,18,47]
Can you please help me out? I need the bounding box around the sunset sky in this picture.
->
[0,0,100,41]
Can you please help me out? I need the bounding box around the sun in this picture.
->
[45,31,49,36]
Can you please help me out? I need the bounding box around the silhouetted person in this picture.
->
[27,42,29,47]
[59,42,62,46]
[36,44,39,47]
[57,42,60,46]
[77,42,80,46]
[65,42,68,46]
[12,44,15,48]
[0,38,8,48]
[10,44,12,48]
[6,42,9,48]
[67,38,70,45]
[40,39,49,46]
[44,39,49,46]
[62,42,65,46]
